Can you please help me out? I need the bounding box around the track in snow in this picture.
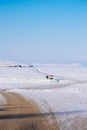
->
[0,91,59,130]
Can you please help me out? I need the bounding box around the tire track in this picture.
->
[0,91,59,130]
[17,80,87,90]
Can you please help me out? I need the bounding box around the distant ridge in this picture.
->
[0,61,33,67]
[34,63,82,67]
[0,61,83,68]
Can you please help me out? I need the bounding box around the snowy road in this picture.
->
[0,91,59,130]
[0,65,87,129]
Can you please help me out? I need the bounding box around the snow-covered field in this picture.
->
[0,64,87,129]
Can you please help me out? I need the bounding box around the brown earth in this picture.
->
[0,91,59,130]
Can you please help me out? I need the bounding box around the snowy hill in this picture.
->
[0,61,33,67]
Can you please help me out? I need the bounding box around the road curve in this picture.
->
[0,91,59,130]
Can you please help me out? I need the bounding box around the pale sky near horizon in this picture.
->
[0,0,87,64]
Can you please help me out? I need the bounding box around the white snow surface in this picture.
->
[0,65,87,129]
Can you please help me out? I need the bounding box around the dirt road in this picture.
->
[0,91,59,130]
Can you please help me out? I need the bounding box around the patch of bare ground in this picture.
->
[69,117,87,130]
[59,116,87,130]
[0,91,59,130]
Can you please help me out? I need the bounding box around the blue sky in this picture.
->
[0,0,87,63]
